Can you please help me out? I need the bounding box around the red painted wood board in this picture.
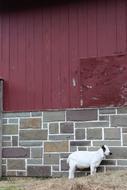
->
[80,54,127,107]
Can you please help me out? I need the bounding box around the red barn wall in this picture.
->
[0,0,126,111]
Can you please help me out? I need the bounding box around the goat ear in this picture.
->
[101,145,106,152]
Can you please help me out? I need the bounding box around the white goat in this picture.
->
[67,145,112,179]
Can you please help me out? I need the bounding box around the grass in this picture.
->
[0,187,21,190]
[0,170,127,190]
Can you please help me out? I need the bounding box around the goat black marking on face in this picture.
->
[101,145,106,152]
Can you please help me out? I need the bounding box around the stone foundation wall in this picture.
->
[0,79,3,177]
[2,107,127,177]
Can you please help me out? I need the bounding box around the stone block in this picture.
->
[75,121,109,128]
[61,159,69,171]
[19,141,42,146]
[76,168,89,172]
[52,172,68,178]
[2,119,7,124]
[117,160,127,165]
[20,118,42,129]
[78,147,87,151]
[44,154,59,164]
[27,166,51,177]
[99,116,109,121]
[43,111,65,122]
[2,148,30,158]
[88,147,99,151]
[100,160,116,165]
[70,146,77,152]
[12,136,18,146]
[60,122,74,133]
[123,134,127,146]
[3,112,30,118]
[75,129,85,140]
[122,128,127,133]
[49,123,59,134]
[44,141,68,152]
[3,125,18,135]
[6,171,16,176]
[93,140,121,147]
[87,128,102,140]
[31,148,42,158]
[2,136,11,141]
[109,147,127,159]
[43,123,48,129]
[49,134,74,140]
[96,166,104,173]
[66,109,97,121]
[99,108,116,114]
[117,107,127,114]
[20,130,47,140]
[60,153,70,159]
[27,159,42,165]
[2,159,6,164]
[2,165,6,176]
[111,115,127,127]
[52,166,59,171]
[8,159,25,170]
[9,118,18,124]
[76,167,90,172]
[31,112,42,117]
[106,166,127,172]
[70,141,91,146]
[2,142,11,147]
[75,171,90,177]
[17,171,26,176]
[104,128,120,140]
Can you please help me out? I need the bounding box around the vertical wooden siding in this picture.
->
[0,0,126,111]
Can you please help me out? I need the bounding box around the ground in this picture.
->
[0,171,127,190]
